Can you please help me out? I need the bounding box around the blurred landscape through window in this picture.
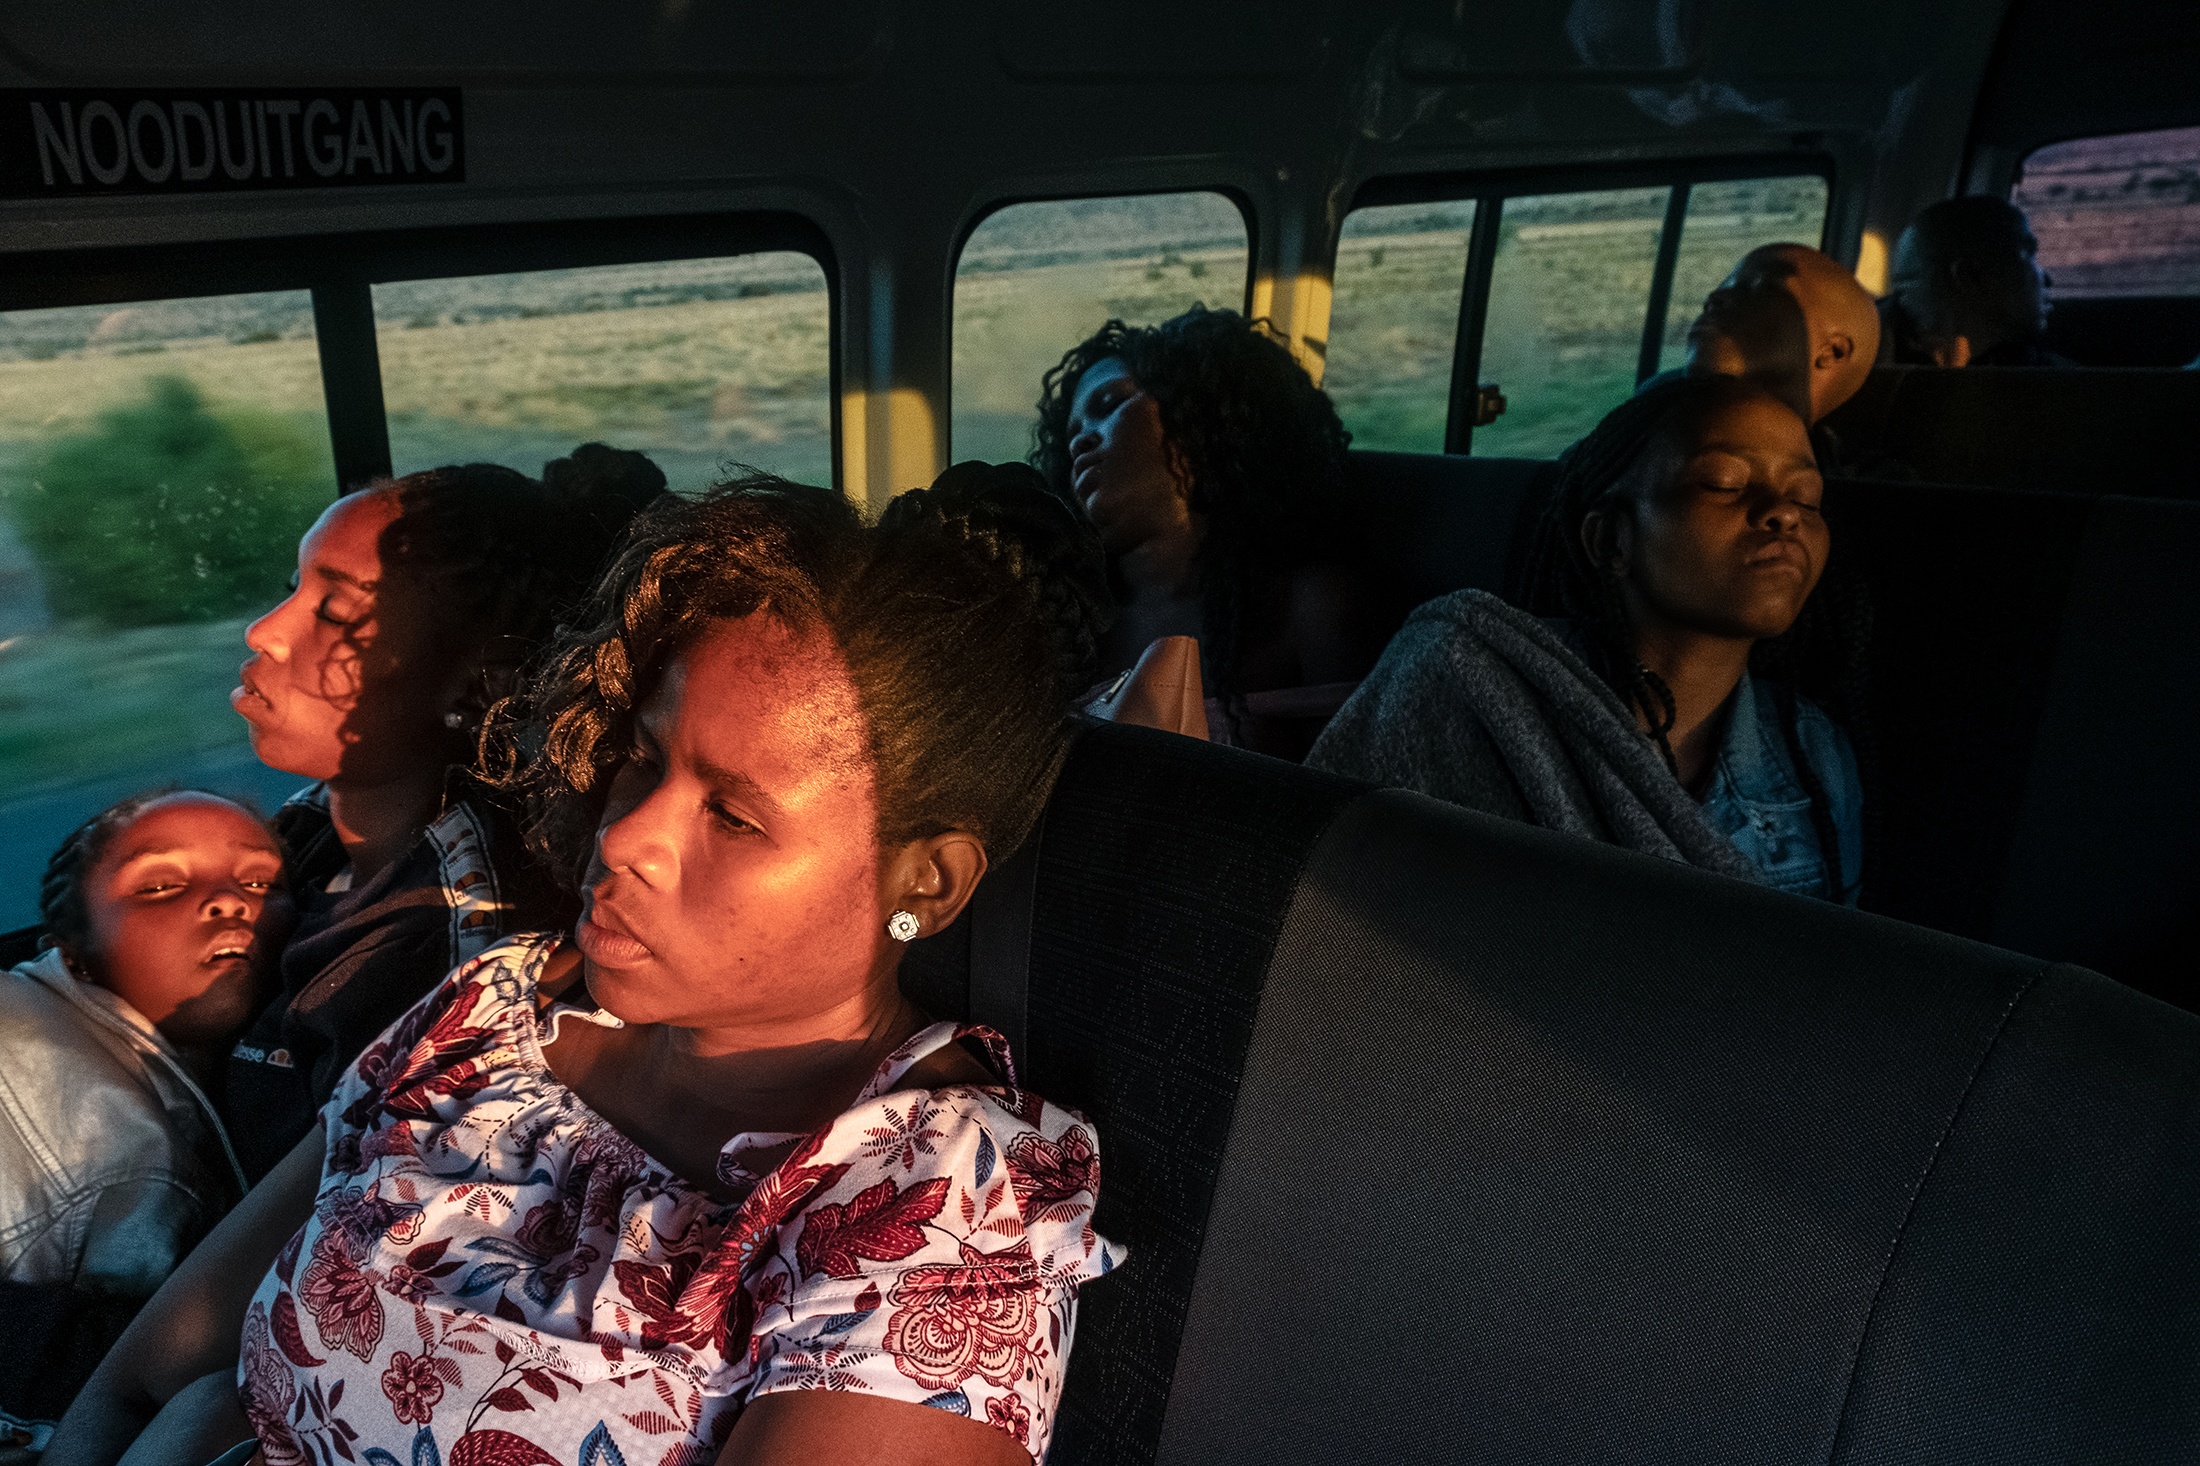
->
[952,193,1249,466]
[0,289,333,926]
[2016,126,2200,298]
[1325,173,1828,460]
[1472,185,1670,459]
[1324,201,1477,453]
[373,251,834,493]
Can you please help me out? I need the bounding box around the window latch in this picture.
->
[1473,383,1508,427]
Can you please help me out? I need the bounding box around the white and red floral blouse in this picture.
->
[236,933,1120,1466]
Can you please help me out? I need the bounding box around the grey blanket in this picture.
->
[1307,589,1761,881]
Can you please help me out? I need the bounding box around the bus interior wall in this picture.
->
[0,1,2194,969]
[2,2,2200,1464]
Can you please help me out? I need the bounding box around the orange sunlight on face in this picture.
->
[78,793,294,1050]
[574,612,896,1038]
[233,490,466,786]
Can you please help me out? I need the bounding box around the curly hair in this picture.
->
[378,448,668,730]
[1030,306,1353,716]
[39,788,278,959]
[487,465,1110,885]
[1509,375,1871,901]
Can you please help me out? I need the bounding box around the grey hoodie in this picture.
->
[1307,590,1763,883]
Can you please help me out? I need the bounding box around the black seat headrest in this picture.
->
[1823,366,2200,497]
[974,722,2200,1465]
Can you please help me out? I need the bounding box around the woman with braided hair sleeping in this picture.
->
[1309,374,1865,904]
[221,447,668,1184]
[49,466,1121,1466]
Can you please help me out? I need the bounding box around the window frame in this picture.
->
[2010,123,2200,302]
[1344,154,1834,454]
[946,185,1257,459]
[0,211,839,492]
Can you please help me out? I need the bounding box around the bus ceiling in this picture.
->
[1964,0,2200,193]
[0,0,2065,257]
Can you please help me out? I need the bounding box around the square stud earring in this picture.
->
[886,910,922,943]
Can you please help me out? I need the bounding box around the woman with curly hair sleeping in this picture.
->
[1033,306,1386,759]
[48,463,1121,1466]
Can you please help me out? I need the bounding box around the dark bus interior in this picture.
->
[2,0,2197,1460]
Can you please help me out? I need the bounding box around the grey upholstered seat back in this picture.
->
[1009,724,1365,1464]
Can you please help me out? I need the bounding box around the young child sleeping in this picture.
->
[0,790,293,1437]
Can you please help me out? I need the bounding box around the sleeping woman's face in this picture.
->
[1590,391,1829,644]
[234,488,475,785]
[1063,356,1200,557]
[574,612,902,1033]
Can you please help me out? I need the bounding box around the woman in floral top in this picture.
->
[50,465,1121,1466]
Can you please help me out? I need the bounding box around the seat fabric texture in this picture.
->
[1344,451,1548,624]
[1986,494,2200,1003]
[905,721,1364,1466]
[1831,960,2200,1463]
[1820,479,2095,944]
[1827,481,2200,1011]
[1151,788,2200,1464]
[912,721,2198,1463]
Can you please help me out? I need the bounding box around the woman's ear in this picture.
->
[1929,335,1974,368]
[1580,506,1633,580]
[880,832,991,945]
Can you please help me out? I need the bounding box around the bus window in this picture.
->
[1324,200,1478,453]
[1473,185,1670,459]
[372,252,833,493]
[1654,176,1831,374]
[2014,125,2200,298]
[0,289,334,927]
[951,192,1249,466]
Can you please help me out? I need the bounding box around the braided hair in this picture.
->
[37,788,279,963]
[1510,375,1868,900]
[871,461,1113,709]
[1031,307,1353,726]
[489,466,1111,884]
[861,461,1113,845]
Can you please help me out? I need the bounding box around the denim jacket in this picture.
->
[1697,673,1864,905]
[0,949,244,1297]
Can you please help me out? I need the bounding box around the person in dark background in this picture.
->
[1885,197,2062,367]
[1317,376,1865,904]
[1032,307,1386,760]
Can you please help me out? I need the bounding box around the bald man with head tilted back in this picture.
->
[1669,243,1882,425]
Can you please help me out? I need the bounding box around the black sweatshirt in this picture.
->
[222,782,567,1183]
